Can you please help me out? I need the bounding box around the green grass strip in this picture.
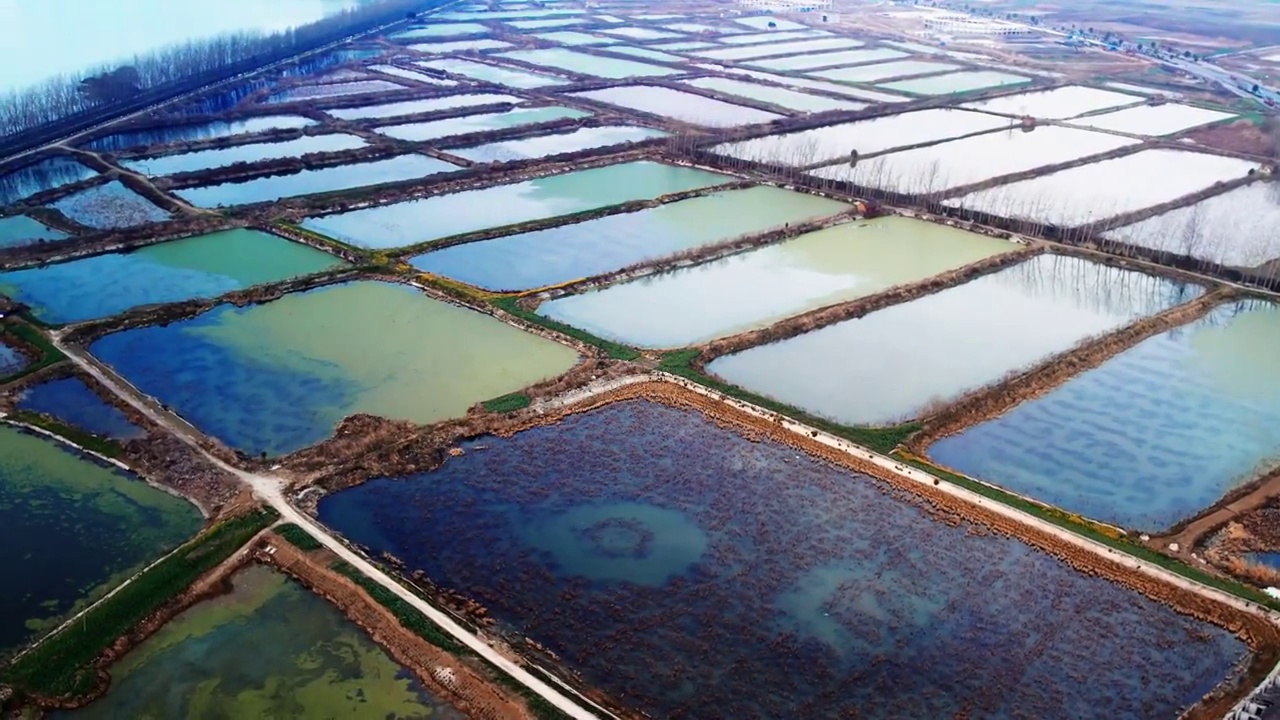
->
[0,508,278,699]
[483,393,531,414]
[274,522,323,551]
[8,411,125,459]
[492,296,640,361]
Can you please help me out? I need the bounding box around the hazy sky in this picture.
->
[0,0,362,90]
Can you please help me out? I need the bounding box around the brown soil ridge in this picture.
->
[1158,464,1280,557]
[907,287,1238,453]
[260,538,538,720]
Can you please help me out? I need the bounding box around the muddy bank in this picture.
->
[156,144,405,191]
[1158,465,1280,565]
[908,288,1236,453]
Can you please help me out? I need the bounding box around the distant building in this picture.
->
[923,14,1039,39]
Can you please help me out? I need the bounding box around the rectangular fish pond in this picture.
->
[416,58,571,88]
[121,133,368,176]
[681,76,865,113]
[1065,102,1236,137]
[89,281,579,456]
[59,564,464,720]
[0,156,98,207]
[17,376,145,441]
[0,228,343,324]
[0,338,28,376]
[81,115,316,153]
[960,85,1143,120]
[696,64,910,103]
[375,106,589,142]
[262,79,406,104]
[317,398,1247,720]
[569,85,782,127]
[694,38,868,63]
[368,65,460,85]
[0,214,70,249]
[412,185,849,291]
[173,154,460,207]
[748,47,908,72]
[497,48,683,78]
[810,59,960,84]
[445,125,666,163]
[878,70,1032,96]
[323,93,522,121]
[930,299,1280,531]
[408,38,515,54]
[0,425,201,656]
[539,216,1015,348]
[707,254,1201,425]
[300,160,731,249]
[51,181,170,229]
[1104,183,1280,268]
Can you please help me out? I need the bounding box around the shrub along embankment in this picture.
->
[0,508,277,707]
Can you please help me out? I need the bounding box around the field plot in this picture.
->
[318,399,1246,720]
[880,70,1032,95]
[375,106,588,142]
[0,157,97,206]
[413,186,847,291]
[81,116,316,153]
[301,160,729,249]
[812,126,1139,194]
[931,301,1280,530]
[961,85,1143,119]
[540,216,1013,347]
[682,77,865,112]
[52,182,170,229]
[0,215,69,249]
[64,565,463,720]
[121,134,368,176]
[416,58,570,87]
[1106,183,1280,267]
[1065,103,1237,136]
[0,425,200,656]
[323,93,521,121]
[0,229,344,324]
[90,281,577,456]
[262,80,404,103]
[948,149,1257,225]
[694,38,862,62]
[751,47,908,71]
[709,255,1199,425]
[448,125,665,163]
[17,377,146,441]
[712,109,1009,166]
[569,86,782,127]
[174,154,459,207]
[499,48,683,78]
[812,59,960,83]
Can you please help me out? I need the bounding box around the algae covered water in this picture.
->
[62,565,461,720]
[319,401,1244,719]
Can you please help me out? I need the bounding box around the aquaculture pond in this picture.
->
[695,38,864,62]
[949,149,1257,226]
[17,377,145,441]
[90,281,578,456]
[0,156,97,206]
[812,59,960,84]
[51,181,170,229]
[698,65,909,102]
[736,15,809,30]
[0,214,69,249]
[709,254,1200,425]
[263,79,405,103]
[1067,103,1235,137]
[1106,183,1280,267]
[447,125,666,163]
[376,106,589,142]
[961,85,1142,120]
[81,115,316,153]
[174,154,459,207]
[121,133,368,176]
[413,186,848,290]
[0,339,26,376]
[681,77,864,113]
[416,58,570,88]
[62,565,463,720]
[393,21,490,38]
[571,86,781,127]
[812,125,1138,194]
[317,400,1246,720]
[369,65,459,85]
[749,47,908,72]
[498,48,683,78]
[408,38,515,54]
[0,425,200,656]
[931,300,1280,530]
[602,46,689,64]
[301,160,730,249]
[718,29,831,44]
[879,70,1032,95]
[541,216,1013,347]
[532,30,619,46]
[0,229,344,324]
[324,93,522,121]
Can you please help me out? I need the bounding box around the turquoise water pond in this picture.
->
[301,161,730,249]
[17,377,146,441]
[0,215,70,249]
[930,300,1280,530]
[0,228,344,324]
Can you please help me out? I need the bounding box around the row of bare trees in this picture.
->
[0,0,433,139]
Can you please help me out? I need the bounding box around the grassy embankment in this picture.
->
[7,410,124,459]
[0,508,278,701]
[0,319,66,384]
[483,392,532,414]
[490,296,639,361]
[273,522,323,551]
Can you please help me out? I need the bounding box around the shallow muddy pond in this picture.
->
[51,181,169,229]
[0,339,27,376]
[812,59,959,83]
[812,125,1138,194]
[376,106,588,142]
[948,149,1257,226]
[122,133,367,176]
[448,125,666,163]
[0,425,200,656]
[714,108,1008,166]
[681,77,864,112]
[416,58,570,87]
[1065,102,1236,136]
[709,254,1200,425]
[498,47,683,78]
[413,185,847,290]
[749,47,907,72]
[931,300,1280,530]
[81,115,315,153]
[570,85,781,127]
[301,160,730,248]
[1105,182,1280,267]
[318,400,1245,720]
[0,156,97,206]
[541,216,1013,347]
[0,228,344,324]
[0,214,69,249]
[17,377,145,441]
[961,85,1142,119]
[61,564,462,720]
[879,70,1031,95]
[90,281,577,455]
[175,154,459,207]
[324,93,521,121]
